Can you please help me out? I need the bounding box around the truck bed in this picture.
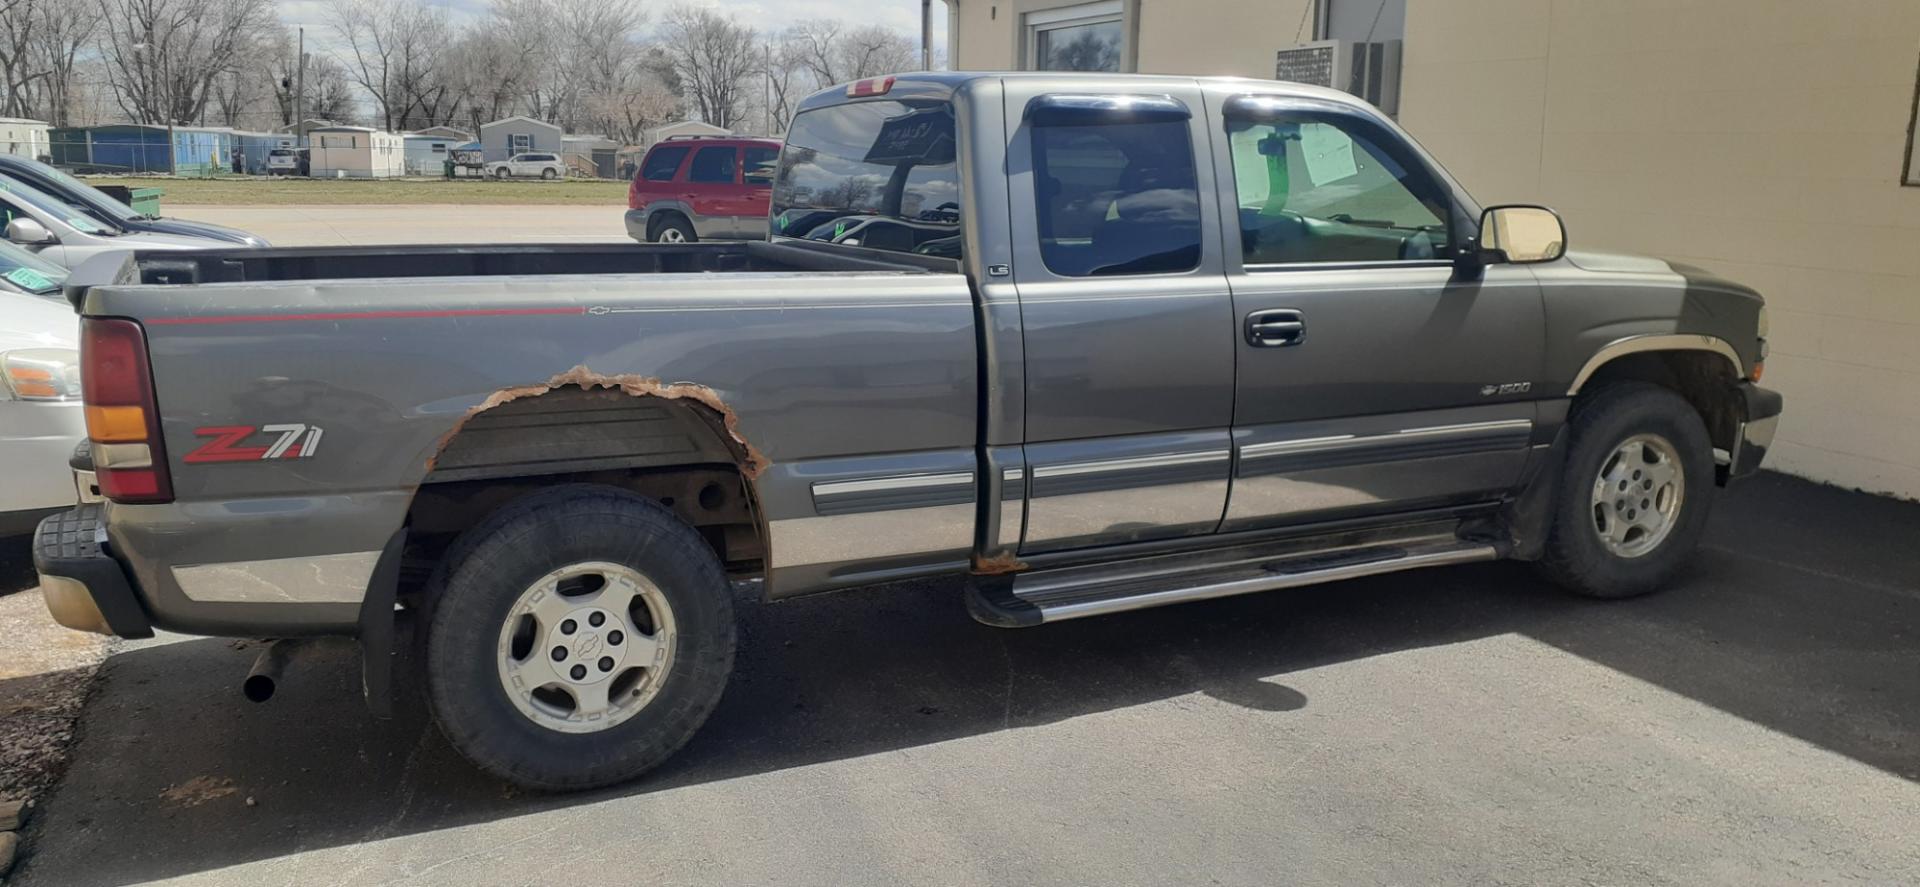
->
[95,239,950,291]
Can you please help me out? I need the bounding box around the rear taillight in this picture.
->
[81,318,172,503]
[628,175,644,210]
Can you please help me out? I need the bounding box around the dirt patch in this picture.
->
[0,592,111,808]
[157,776,239,808]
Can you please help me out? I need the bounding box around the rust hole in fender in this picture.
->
[427,365,770,478]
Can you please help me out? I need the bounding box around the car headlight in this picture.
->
[1,348,82,401]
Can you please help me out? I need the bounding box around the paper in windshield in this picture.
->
[1300,124,1359,187]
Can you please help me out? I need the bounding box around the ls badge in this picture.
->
[1480,382,1532,397]
[185,424,324,463]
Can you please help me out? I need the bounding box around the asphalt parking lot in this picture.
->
[8,471,1919,886]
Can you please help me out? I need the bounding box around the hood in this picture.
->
[108,229,257,251]
[1563,249,1675,276]
[129,216,269,247]
[0,290,78,351]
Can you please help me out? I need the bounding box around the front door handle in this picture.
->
[1246,308,1306,347]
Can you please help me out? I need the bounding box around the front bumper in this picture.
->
[32,504,153,638]
[1728,382,1783,480]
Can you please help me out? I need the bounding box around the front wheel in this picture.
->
[493,167,509,180]
[424,485,736,790]
[1538,382,1715,599]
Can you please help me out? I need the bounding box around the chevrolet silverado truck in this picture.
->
[34,72,1781,790]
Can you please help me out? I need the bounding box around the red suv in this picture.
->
[625,136,782,243]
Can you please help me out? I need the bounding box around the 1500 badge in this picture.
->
[185,424,324,463]
[1480,382,1532,397]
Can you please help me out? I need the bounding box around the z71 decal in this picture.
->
[186,424,324,463]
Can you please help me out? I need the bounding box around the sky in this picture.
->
[275,0,949,60]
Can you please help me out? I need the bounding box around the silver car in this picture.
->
[0,176,234,268]
[0,244,83,535]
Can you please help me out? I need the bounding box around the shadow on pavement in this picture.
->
[16,473,1920,886]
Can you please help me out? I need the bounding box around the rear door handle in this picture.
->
[1246,309,1306,347]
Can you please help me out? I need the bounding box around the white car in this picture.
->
[0,244,83,536]
[484,153,567,180]
[1,177,235,269]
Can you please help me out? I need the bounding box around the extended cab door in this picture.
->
[1003,81,1236,553]
[1206,91,1546,531]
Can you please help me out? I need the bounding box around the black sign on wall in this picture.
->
[1275,44,1336,88]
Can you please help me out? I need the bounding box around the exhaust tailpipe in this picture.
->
[243,640,295,703]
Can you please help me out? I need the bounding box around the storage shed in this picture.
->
[479,116,562,162]
[562,134,620,178]
[0,118,49,160]
[310,126,405,178]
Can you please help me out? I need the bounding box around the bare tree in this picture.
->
[31,0,95,125]
[95,0,278,125]
[659,4,757,130]
[782,18,916,87]
[326,0,453,131]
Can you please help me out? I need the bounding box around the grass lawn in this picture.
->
[79,175,629,206]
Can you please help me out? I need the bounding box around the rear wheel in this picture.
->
[650,215,695,243]
[424,485,736,790]
[541,167,557,180]
[1538,382,1715,598]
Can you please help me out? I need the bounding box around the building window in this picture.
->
[1027,1,1123,72]
[511,133,532,153]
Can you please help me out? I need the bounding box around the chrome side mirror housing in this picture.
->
[1477,204,1566,264]
[6,217,55,245]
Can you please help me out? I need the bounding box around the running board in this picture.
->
[967,531,1499,628]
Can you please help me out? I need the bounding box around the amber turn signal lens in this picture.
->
[85,405,150,443]
[5,365,58,399]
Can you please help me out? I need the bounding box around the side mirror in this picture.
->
[1475,204,1565,265]
[5,217,54,245]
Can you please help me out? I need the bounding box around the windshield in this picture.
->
[13,161,141,222]
[0,179,115,235]
[772,99,961,259]
[0,238,68,295]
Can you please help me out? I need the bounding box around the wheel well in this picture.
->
[1578,350,1743,476]
[648,210,690,236]
[404,386,767,593]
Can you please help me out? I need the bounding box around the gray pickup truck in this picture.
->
[35,72,1781,790]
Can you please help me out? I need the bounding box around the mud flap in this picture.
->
[356,529,407,719]
[1498,427,1569,561]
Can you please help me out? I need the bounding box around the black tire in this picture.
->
[494,167,509,180]
[649,215,696,243]
[541,167,557,180]
[1538,382,1715,599]
[424,484,736,790]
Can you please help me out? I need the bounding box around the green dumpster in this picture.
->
[93,185,164,216]
[127,188,163,216]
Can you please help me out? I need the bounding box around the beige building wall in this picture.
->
[1400,0,1920,499]
[951,0,1314,78]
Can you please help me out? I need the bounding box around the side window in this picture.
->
[688,146,737,184]
[1031,117,1201,277]
[743,146,779,182]
[1226,114,1451,265]
[641,146,689,181]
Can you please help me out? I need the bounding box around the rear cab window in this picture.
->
[773,100,961,260]
[1030,111,1201,277]
[641,146,689,181]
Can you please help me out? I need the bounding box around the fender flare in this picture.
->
[1567,334,1744,396]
